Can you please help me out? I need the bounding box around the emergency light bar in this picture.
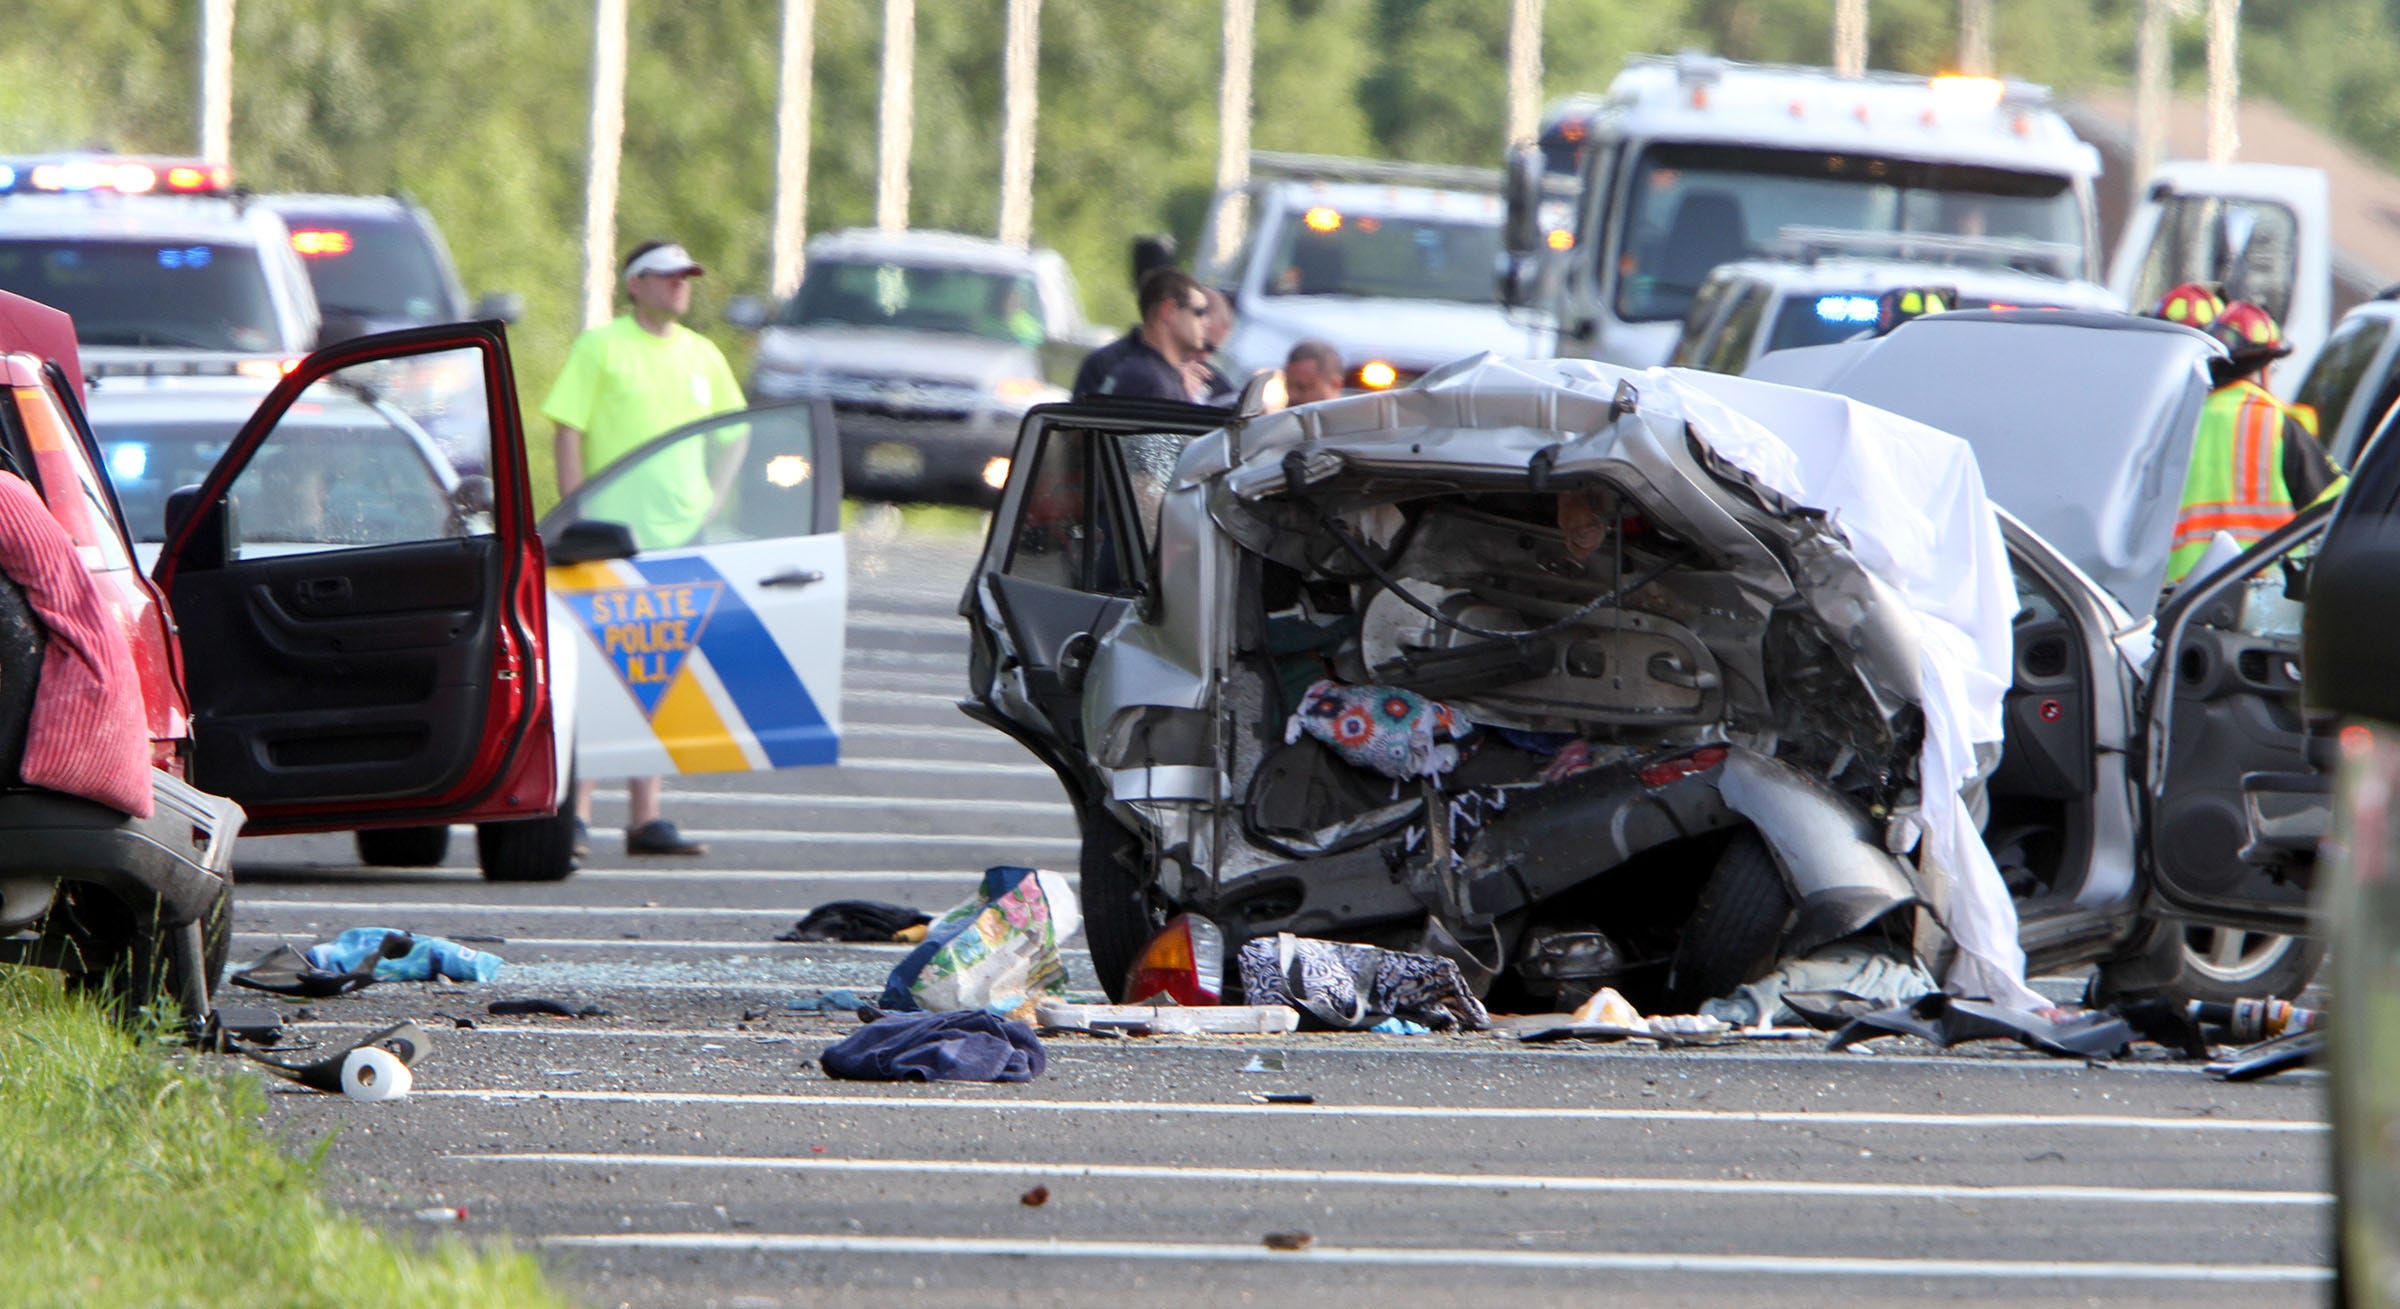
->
[0,156,232,197]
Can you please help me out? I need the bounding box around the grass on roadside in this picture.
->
[0,968,568,1309]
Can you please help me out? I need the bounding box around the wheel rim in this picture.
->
[2181,926,2297,984]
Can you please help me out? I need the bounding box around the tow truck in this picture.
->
[1502,54,2334,389]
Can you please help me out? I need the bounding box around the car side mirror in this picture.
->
[1058,630,1098,694]
[165,484,236,569]
[548,518,639,564]
[473,291,524,324]
[452,474,495,517]
[725,295,770,332]
[315,312,371,349]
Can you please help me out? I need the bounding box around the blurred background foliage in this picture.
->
[1,0,2394,497]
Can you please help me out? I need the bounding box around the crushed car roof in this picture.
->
[0,288,83,396]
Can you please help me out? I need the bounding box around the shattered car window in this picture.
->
[1007,427,1118,592]
[1118,432,1192,551]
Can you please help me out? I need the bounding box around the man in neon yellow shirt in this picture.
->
[543,239,745,856]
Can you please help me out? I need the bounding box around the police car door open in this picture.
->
[542,400,845,779]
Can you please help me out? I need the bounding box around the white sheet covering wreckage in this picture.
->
[1669,366,2041,1010]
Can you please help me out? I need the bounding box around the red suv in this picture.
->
[0,290,554,1017]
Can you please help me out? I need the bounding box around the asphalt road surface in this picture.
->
[231,512,2333,1308]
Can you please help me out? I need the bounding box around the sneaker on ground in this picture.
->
[625,818,707,857]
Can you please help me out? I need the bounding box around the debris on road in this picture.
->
[1020,1185,1050,1207]
[879,866,1081,1023]
[1236,932,1490,1031]
[228,941,397,998]
[819,1009,1047,1083]
[236,1021,431,1099]
[1241,1053,1286,1074]
[303,928,504,983]
[413,1205,468,1223]
[487,997,613,1019]
[1248,1091,1316,1105]
[776,900,934,943]
[1696,942,1937,1029]
[2208,1028,2323,1081]
[1036,1000,1300,1036]
[1827,994,2133,1059]
[1262,1231,1314,1252]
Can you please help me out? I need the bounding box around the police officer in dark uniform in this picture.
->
[1073,267,1210,402]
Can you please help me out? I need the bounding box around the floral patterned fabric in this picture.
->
[1285,679,1471,780]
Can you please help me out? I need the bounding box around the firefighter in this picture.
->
[2150,285,2342,584]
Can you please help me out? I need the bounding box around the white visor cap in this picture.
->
[624,243,706,282]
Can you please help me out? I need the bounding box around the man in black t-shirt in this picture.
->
[1073,268,1210,402]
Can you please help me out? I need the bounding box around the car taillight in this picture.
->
[1123,914,1224,1005]
[1638,745,1728,789]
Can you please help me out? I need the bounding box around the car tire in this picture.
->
[1080,821,1158,1004]
[354,825,452,867]
[476,768,580,882]
[2090,918,2325,1007]
[1663,832,1793,1013]
[56,877,233,1021]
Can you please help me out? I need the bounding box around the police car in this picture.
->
[1667,248,2121,375]
[82,374,853,877]
[0,155,320,376]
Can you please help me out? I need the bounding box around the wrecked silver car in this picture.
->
[962,342,2324,1014]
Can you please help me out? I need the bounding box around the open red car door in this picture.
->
[151,323,554,834]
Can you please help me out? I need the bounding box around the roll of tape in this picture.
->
[341,1046,413,1102]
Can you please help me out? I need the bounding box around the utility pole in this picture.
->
[1506,0,1545,147]
[1211,0,1255,269]
[997,0,1041,248]
[1833,0,1868,77]
[2206,0,2239,164]
[875,0,915,233]
[581,0,628,330]
[2134,0,2172,185]
[769,0,817,299]
[198,0,235,164]
[1957,0,1992,76]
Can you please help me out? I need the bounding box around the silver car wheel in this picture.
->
[2181,926,2298,985]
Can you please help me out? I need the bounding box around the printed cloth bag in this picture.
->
[1237,932,1491,1031]
[879,866,1082,1024]
[1286,679,1471,780]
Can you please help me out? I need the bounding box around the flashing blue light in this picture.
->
[1814,294,1879,325]
[106,443,148,482]
[156,246,211,269]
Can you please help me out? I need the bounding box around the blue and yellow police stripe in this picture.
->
[550,556,836,773]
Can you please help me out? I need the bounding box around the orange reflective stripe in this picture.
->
[2237,395,2276,503]
[2170,509,2293,546]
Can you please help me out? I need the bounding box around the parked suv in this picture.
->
[967,320,2328,1014]
[0,290,557,1017]
[731,229,1096,507]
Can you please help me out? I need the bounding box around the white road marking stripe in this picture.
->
[230,931,907,951]
[815,756,1050,778]
[238,900,800,918]
[576,827,1077,849]
[229,868,990,884]
[465,1150,2330,1208]
[589,790,1072,817]
[536,1233,2327,1283]
[296,1023,801,1039]
[846,723,1018,745]
[567,869,993,882]
[843,688,963,709]
[847,613,968,636]
[848,669,967,691]
[416,1088,2327,1132]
